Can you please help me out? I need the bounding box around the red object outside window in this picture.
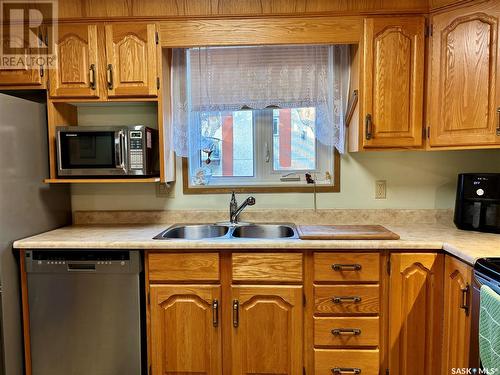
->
[222,113,234,176]
[279,109,292,168]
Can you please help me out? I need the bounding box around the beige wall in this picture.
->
[71,149,500,211]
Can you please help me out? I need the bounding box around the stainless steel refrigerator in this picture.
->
[0,92,71,375]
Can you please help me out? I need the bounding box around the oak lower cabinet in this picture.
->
[428,0,500,147]
[150,285,222,375]
[388,253,444,375]
[441,256,473,373]
[147,252,304,375]
[361,17,425,149]
[231,285,303,375]
[312,252,381,375]
[147,251,471,375]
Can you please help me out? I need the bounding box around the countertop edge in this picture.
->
[13,238,478,264]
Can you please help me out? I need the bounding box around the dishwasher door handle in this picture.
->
[67,263,96,272]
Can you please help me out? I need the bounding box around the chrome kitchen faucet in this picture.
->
[229,191,256,224]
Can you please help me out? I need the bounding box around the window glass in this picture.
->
[199,111,254,177]
[272,107,316,171]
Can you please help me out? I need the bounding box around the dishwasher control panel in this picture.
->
[25,250,141,274]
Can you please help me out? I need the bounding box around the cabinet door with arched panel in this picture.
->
[48,24,100,98]
[441,256,473,373]
[150,285,222,375]
[362,17,425,148]
[231,285,303,375]
[388,253,444,375]
[104,23,158,98]
[429,1,500,147]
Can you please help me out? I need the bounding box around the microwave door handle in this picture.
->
[120,131,126,171]
[115,131,126,170]
[115,132,122,169]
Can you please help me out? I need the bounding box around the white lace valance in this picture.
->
[172,44,351,156]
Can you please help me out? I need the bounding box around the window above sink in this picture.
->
[170,44,351,193]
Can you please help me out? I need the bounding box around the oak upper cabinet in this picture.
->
[362,17,425,148]
[429,1,500,147]
[49,24,99,98]
[150,285,222,375]
[231,285,303,375]
[104,23,158,98]
[388,253,444,375]
[0,27,45,87]
[441,256,473,373]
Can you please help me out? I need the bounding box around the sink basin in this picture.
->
[232,224,297,239]
[155,224,229,240]
[154,223,298,240]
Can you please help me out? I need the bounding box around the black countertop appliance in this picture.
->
[454,173,500,233]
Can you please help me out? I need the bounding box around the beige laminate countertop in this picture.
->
[12,223,500,265]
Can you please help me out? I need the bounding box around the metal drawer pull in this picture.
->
[332,296,362,304]
[332,264,362,271]
[460,284,470,315]
[89,64,96,89]
[365,113,372,140]
[332,368,361,374]
[212,300,219,327]
[497,107,500,136]
[331,328,361,336]
[232,300,239,328]
[106,64,114,90]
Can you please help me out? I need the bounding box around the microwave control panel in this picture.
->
[129,131,144,170]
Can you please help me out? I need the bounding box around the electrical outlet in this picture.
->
[156,182,174,198]
[375,180,387,199]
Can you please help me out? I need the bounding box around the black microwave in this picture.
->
[56,125,159,177]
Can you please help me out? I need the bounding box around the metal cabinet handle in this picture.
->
[332,368,361,374]
[232,300,239,328]
[496,107,500,136]
[365,113,372,140]
[332,264,362,272]
[89,64,96,90]
[460,284,470,315]
[38,31,44,77]
[212,300,219,327]
[331,328,361,336]
[332,296,362,304]
[106,64,114,90]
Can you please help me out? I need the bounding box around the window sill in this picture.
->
[182,158,340,194]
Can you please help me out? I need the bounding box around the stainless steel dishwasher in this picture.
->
[24,250,144,375]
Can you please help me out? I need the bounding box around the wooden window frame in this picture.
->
[182,150,340,194]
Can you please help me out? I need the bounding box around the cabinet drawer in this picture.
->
[314,285,379,315]
[232,253,302,282]
[314,253,380,282]
[148,253,219,281]
[314,317,379,347]
[315,349,379,375]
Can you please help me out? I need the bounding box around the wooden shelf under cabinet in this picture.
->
[44,178,160,184]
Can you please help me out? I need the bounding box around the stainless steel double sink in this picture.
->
[154,223,298,240]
